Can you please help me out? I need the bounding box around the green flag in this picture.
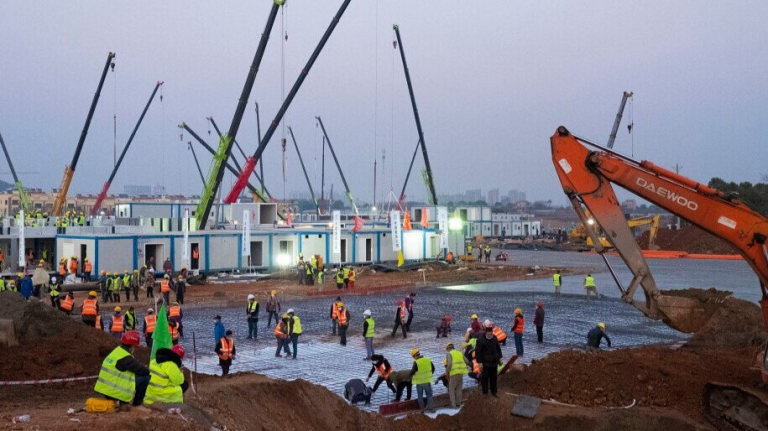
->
[150,303,173,361]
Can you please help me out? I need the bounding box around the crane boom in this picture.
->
[315,117,358,216]
[187,142,206,186]
[393,24,438,206]
[551,126,768,331]
[53,52,115,216]
[91,81,163,215]
[607,91,633,149]
[224,0,353,204]
[287,126,319,215]
[0,131,30,213]
[195,1,283,229]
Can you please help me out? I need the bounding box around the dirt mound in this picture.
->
[638,226,738,254]
[661,287,732,302]
[500,346,759,423]
[0,293,148,380]
[686,295,768,348]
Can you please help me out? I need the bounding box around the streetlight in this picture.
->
[449,216,463,258]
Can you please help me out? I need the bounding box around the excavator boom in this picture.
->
[551,126,768,331]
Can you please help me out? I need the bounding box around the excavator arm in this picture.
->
[551,126,768,331]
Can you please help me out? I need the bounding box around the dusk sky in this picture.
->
[1,1,767,205]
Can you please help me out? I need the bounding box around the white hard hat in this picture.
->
[287,308,295,314]
[248,294,255,300]
[51,277,57,283]
[363,309,372,316]
[483,319,492,327]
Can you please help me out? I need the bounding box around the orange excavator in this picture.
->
[550,126,768,430]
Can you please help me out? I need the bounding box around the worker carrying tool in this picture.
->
[144,345,188,406]
[247,294,259,339]
[81,291,99,327]
[94,330,150,406]
[330,296,341,336]
[366,354,396,395]
[409,349,435,411]
[391,300,408,339]
[586,322,611,352]
[215,330,236,376]
[363,309,375,360]
[584,273,597,298]
[553,270,562,295]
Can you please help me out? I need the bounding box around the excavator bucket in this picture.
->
[655,294,724,333]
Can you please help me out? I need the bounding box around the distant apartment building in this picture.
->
[487,189,500,206]
[508,189,526,204]
[124,185,152,196]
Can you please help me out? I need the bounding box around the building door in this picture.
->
[144,244,165,270]
[340,239,347,263]
[364,238,372,261]
[190,242,200,270]
[250,241,263,266]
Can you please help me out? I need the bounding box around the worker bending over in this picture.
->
[586,322,611,352]
[366,354,396,395]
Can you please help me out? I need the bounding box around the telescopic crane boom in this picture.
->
[224,0,353,204]
[393,24,438,206]
[287,126,320,215]
[607,91,633,149]
[0,131,31,214]
[315,117,358,216]
[91,81,163,215]
[195,0,284,229]
[550,126,768,332]
[187,141,206,186]
[53,52,115,216]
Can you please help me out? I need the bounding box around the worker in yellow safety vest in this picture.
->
[93,331,150,405]
[445,342,470,408]
[553,270,562,295]
[409,349,435,411]
[584,273,597,298]
[143,344,188,405]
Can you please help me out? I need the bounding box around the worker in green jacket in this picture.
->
[144,345,188,406]
[409,348,435,410]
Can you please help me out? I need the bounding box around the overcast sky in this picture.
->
[1,1,767,205]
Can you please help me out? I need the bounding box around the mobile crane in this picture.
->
[551,126,768,430]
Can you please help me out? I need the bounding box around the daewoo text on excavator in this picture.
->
[551,126,768,430]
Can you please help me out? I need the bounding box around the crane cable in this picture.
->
[628,94,635,158]
[281,3,288,199]
[373,0,379,210]
[112,61,117,168]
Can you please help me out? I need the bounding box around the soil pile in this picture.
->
[500,346,758,423]
[637,226,737,254]
[686,294,768,348]
[0,294,148,380]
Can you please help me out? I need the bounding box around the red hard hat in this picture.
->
[444,315,452,322]
[171,344,186,359]
[396,300,404,306]
[537,301,544,307]
[121,330,141,346]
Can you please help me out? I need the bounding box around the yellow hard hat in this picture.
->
[39,259,45,264]
[597,322,606,330]
[71,255,76,258]
[514,308,522,314]
[114,306,121,312]
[88,291,97,297]
[17,272,23,277]
[410,348,420,357]
[271,290,277,295]
[124,271,129,274]
[337,302,344,307]
[134,269,139,273]
[443,359,448,366]
[445,342,454,348]
[471,314,478,319]
[282,313,289,319]
[84,257,89,261]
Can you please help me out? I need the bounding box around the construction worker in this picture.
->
[169,320,181,346]
[0,276,5,292]
[169,302,183,337]
[161,274,171,305]
[468,351,482,382]
[176,269,187,304]
[342,265,351,289]
[446,250,454,264]
[124,306,138,331]
[404,292,416,332]
[305,261,314,286]
[215,329,236,376]
[337,303,350,346]
[94,330,150,406]
[191,246,199,268]
[130,269,139,301]
[317,265,325,285]
[335,268,344,290]
[246,294,259,339]
[477,244,484,261]
[287,309,301,359]
[470,313,482,338]
[0,248,4,271]
[436,315,452,338]
[445,342,470,408]
[144,344,188,405]
[348,267,356,289]
[297,258,306,285]
[123,271,132,302]
[484,244,491,263]
[330,296,341,336]
[310,254,318,283]
[143,308,157,348]
[99,270,109,303]
[366,354,395,395]
[466,241,473,258]
[81,291,99,327]
[20,273,32,300]
[163,257,172,275]
[534,302,545,343]
[511,308,524,356]
[78,212,85,226]
[49,278,61,308]
[58,258,67,278]
[584,273,597,297]
[391,300,408,339]
[110,272,121,303]
[110,306,125,339]
[145,270,155,298]
[475,322,503,397]
[274,313,291,358]
[266,290,280,327]
[553,270,562,295]
[60,291,75,315]
[490,320,508,346]
[363,309,375,360]
[69,255,78,275]
[83,258,92,280]
[586,322,611,352]
[389,369,413,402]
[409,349,435,411]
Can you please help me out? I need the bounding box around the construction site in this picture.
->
[1,2,768,430]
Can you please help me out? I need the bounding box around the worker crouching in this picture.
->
[144,345,188,406]
[94,331,150,406]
